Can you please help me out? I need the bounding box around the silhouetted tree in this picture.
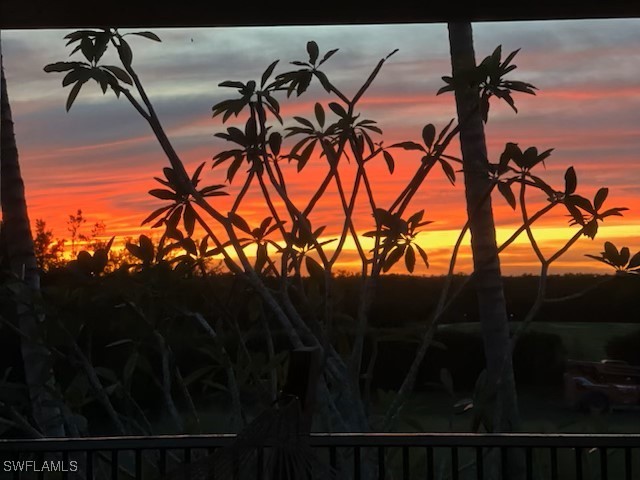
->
[41,30,631,456]
[67,208,86,256]
[448,21,520,432]
[1,58,65,436]
[33,219,65,270]
[448,22,522,479]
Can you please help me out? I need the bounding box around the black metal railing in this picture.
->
[1,433,639,480]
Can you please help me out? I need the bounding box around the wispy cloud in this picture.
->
[2,19,639,274]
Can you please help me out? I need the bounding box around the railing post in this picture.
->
[500,447,509,480]
[550,447,558,480]
[402,446,409,480]
[475,447,483,480]
[135,449,142,480]
[378,446,385,480]
[111,450,118,480]
[451,447,458,480]
[86,450,94,480]
[624,447,632,480]
[600,447,608,480]
[159,448,167,477]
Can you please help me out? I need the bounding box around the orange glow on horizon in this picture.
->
[3,24,638,277]
[21,124,640,276]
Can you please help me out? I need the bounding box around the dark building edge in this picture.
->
[2,1,640,30]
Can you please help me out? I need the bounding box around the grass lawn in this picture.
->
[438,321,640,361]
[369,321,640,436]
[161,322,640,435]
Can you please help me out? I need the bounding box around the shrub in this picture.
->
[513,331,566,386]
[606,328,640,366]
[373,328,568,392]
[420,329,486,391]
[372,329,485,392]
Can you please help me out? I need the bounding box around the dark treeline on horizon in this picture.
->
[323,273,640,326]
[38,267,639,326]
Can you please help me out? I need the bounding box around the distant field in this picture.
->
[439,321,640,361]
[158,321,640,437]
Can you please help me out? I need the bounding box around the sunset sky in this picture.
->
[1,20,639,275]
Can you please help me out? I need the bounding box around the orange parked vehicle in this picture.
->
[564,359,640,413]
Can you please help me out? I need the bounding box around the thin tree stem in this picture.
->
[519,176,546,264]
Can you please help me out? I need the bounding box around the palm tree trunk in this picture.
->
[447,22,523,478]
[1,58,65,437]
[447,22,520,430]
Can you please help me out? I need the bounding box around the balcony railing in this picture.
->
[1,433,640,479]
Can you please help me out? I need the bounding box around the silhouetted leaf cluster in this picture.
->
[67,236,115,277]
[391,120,460,185]
[491,143,628,238]
[145,164,227,240]
[365,209,431,273]
[438,46,537,123]
[585,242,640,274]
[43,29,160,110]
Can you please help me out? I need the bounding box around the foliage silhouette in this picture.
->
[33,219,65,271]
[1,59,66,437]
[606,328,640,366]
[26,28,638,472]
